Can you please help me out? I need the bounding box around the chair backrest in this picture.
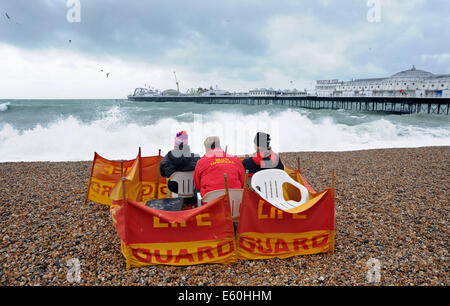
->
[202,189,244,220]
[251,169,309,211]
[168,171,195,198]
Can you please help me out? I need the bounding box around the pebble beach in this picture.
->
[0,146,448,286]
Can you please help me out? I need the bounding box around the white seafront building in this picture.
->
[315,66,450,98]
[249,88,307,97]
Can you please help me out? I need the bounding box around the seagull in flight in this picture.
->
[5,12,21,24]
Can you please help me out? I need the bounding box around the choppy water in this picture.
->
[0,99,449,162]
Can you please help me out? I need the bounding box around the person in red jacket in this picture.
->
[194,136,245,197]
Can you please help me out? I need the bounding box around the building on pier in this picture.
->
[249,88,277,96]
[249,88,307,97]
[315,66,450,98]
[280,88,308,96]
[200,89,231,96]
[315,79,342,97]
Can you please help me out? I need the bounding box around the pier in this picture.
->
[128,95,450,115]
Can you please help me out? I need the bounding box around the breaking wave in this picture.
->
[0,105,449,162]
[0,102,10,112]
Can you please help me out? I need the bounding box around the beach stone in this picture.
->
[0,147,448,286]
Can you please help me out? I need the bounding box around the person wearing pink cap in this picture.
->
[160,130,200,179]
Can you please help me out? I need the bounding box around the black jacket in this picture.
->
[242,151,284,174]
[160,146,200,178]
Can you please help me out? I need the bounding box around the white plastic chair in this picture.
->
[198,189,244,221]
[167,171,195,198]
[251,169,309,211]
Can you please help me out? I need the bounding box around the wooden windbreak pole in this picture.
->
[155,149,161,199]
[120,160,127,200]
[224,173,230,195]
[330,168,336,255]
[223,173,233,219]
[121,175,128,244]
[238,170,249,223]
[243,170,249,190]
[121,177,127,202]
[224,173,230,205]
[119,159,129,243]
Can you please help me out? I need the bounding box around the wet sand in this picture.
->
[0,146,448,286]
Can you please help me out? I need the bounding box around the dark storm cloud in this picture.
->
[1,0,449,80]
[0,1,366,56]
[1,0,277,68]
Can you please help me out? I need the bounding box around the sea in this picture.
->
[0,99,449,162]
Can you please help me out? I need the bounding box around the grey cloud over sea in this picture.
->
[1,0,449,86]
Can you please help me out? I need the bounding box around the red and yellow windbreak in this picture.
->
[236,187,335,260]
[90,149,335,267]
[86,152,168,205]
[110,196,237,269]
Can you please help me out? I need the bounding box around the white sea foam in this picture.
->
[0,107,449,162]
[0,102,10,112]
[176,112,194,118]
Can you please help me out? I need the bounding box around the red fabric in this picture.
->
[252,150,278,168]
[194,148,245,196]
[125,196,234,244]
[237,189,335,235]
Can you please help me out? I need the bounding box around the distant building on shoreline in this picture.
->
[315,66,450,98]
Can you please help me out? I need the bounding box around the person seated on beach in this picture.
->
[242,132,284,177]
[194,136,245,197]
[160,130,200,193]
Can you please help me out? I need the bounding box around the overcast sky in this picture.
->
[1,0,449,99]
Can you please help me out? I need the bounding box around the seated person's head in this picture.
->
[175,130,188,149]
[254,132,271,152]
[204,136,221,152]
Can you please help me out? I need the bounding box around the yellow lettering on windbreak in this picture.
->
[113,166,131,175]
[258,200,268,219]
[153,217,186,228]
[293,213,307,220]
[196,213,212,226]
[269,207,284,219]
[100,165,114,175]
[100,165,131,176]
[153,216,169,228]
[258,201,284,219]
[170,221,187,228]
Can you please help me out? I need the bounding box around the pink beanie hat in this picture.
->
[175,130,188,146]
